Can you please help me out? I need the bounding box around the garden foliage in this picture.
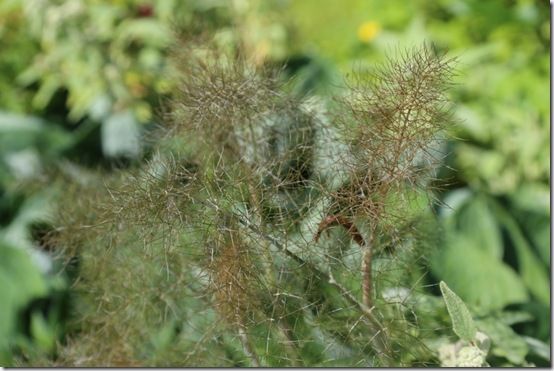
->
[37,40,455,366]
[0,0,549,367]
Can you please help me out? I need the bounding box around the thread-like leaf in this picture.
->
[440,281,476,341]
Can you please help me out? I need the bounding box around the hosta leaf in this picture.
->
[432,234,528,312]
[457,196,503,258]
[510,183,550,215]
[490,200,550,305]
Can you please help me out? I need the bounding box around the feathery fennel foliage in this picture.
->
[39,40,456,366]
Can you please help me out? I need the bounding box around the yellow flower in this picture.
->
[357,21,381,43]
[125,72,146,98]
[134,102,152,123]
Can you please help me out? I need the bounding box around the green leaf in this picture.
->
[30,311,56,353]
[115,19,172,48]
[0,242,47,307]
[0,112,73,156]
[1,191,54,251]
[457,196,503,258]
[433,234,528,312]
[497,311,533,326]
[510,183,550,215]
[476,318,528,365]
[431,233,529,312]
[440,281,477,342]
[32,76,61,110]
[454,104,489,141]
[522,336,550,362]
[490,200,550,305]
[525,217,550,266]
[440,188,473,222]
[0,242,48,360]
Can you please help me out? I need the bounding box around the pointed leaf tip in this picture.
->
[440,281,477,341]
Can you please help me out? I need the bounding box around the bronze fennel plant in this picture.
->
[45,39,455,367]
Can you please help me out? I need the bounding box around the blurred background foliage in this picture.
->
[0,0,549,366]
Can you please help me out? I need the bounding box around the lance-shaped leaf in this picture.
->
[440,281,476,341]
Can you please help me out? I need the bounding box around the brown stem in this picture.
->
[237,324,261,367]
[361,243,373,308]
[327,268,391,365]
[314,214,373,308]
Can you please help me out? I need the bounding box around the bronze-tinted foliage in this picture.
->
[330,44,455,224]
[42,40,454,367]
[206,219,259,326]
[169,38,283,158]
[343,45,454,172]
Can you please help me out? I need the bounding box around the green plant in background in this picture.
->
[0,1,175,362]
[15,0,179,158]
[0,1,37,114]
[0,113,72,365]
[2,0,287,159]
[0,0,550,367]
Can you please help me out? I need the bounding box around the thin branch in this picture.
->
[237,325,261,367]
[361,240,373,309]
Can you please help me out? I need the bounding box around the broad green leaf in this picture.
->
[0,267,18,356]
[432,234,528,312]
[32,76,61,110]
[457,196,502,258]
[0,112,73,156]
[476,318,528,365]
[510,183,550,215]
[0,242,48,361]
[516,212,550,266]
[0,242,47,307]
[1,191,54,252]
[440,188,473,222]
[0,112,42,131]
[115,19,172,48]
[454,105,489,142]
[490,200,550,305]
[497,311,533,326]
[440,281,476,341]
